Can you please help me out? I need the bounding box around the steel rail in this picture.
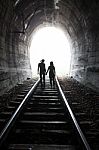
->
[0,78,40,147]
[56,76,91,150]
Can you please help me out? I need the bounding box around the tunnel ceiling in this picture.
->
[1,0,99,41]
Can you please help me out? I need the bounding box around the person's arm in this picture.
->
[46,66,49,75]
[37,63,40,74]
[54,66,56,75]
[44,64,46,73]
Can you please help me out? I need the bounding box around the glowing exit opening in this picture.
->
[30,26,71,77]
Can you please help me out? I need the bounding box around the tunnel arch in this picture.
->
[0,0,99,95]
[29,24,72,77]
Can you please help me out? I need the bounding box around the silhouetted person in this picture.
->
[46,61,55,88]
[38,59,46,87]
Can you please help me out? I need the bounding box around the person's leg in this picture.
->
[53,76,55,86]
[43,73,45,87]
[40,73,42,87]
[50,77,52,88]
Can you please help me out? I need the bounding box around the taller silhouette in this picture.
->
[38,59,46,87]
[46,61,56,88]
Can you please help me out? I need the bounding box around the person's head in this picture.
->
[41,59,45,63]
[50,61,53,66]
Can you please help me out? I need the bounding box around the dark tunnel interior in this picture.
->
[0,1,99,150]
[0,0,99,95]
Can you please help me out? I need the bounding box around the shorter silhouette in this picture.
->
[38,59,46,87]
[46,61,56,88]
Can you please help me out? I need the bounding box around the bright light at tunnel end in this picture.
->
[30,26,71,77]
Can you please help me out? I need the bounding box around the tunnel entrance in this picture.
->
[30,26,71,77]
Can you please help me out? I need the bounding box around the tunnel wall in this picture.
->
[70,1,99,92]
[0,33,32,96]
[0,1,32,96]
[57,0,99,92]
[71,31,99,92]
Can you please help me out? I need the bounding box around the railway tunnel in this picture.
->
[0,0,99,95]
[0,0,99,149]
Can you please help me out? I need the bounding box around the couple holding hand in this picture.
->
[38,59,55,88]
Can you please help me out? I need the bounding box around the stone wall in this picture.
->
[0,33,32,96]
[58,0,99,92]
[70,18,99,91]
[0,1,32,96]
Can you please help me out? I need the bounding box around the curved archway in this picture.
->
[30,26,71,77]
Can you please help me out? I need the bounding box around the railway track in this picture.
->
[0,77,91,150]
